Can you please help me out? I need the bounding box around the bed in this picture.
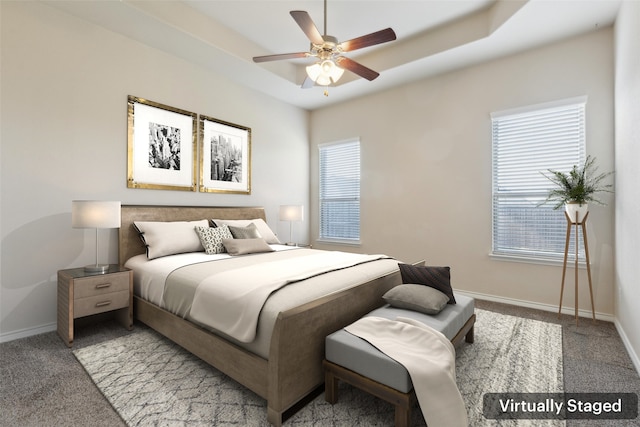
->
[118,205,405,426]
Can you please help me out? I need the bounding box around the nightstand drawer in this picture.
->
[74,290,130,318]
[73,273,129,299]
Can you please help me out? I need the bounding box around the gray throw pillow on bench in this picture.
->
[383,284,449,315]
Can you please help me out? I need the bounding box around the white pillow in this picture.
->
[134,220,209,259]
[212,218,281,244]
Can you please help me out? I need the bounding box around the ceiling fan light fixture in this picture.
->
[306,59,344,86]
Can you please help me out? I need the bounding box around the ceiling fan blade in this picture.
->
[335,56,380,81]
[301,76,315,89]
[290,11,324,45]
[253,52,309,63]
[339,28,397,52]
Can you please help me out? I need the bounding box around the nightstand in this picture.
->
[57,265,133,347]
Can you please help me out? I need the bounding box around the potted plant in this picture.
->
[539,155,614,223]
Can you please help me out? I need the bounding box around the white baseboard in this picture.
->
[614,320,640,376]
[0,322,56,344]
[457,290,615,323]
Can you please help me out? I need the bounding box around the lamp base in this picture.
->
[84,264,110,274]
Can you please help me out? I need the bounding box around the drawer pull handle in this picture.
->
[95,283,111,289]
[95,301,112,307]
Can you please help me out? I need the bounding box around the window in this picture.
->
[491,97,586,262]
[319,139,360,243]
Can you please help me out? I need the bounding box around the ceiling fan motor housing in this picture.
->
[311,35,340,60]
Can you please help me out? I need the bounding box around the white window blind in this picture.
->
[491,97,586,261]
[319,139,360,243]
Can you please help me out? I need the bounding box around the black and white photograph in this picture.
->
[127,95,197,191]
[199,114,251,194]
[209,132,241,182]
[148,122,181,170]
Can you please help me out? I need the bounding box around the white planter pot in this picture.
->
[565,202,588,223]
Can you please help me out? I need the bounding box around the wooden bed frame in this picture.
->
[118,205,403,426]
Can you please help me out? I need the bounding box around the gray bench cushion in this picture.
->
[325,294,474,393]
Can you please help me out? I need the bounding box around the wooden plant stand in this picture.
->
[558,210,595,325]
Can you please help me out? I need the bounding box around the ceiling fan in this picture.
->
[252,0,396,90]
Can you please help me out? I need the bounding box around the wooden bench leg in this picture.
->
[324,359,416,427]
[394,404,411,427]
[465,324,474,343]
[325,366,339,404]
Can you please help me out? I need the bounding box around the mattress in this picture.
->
[125,246,401,358]
[325,294,475,393]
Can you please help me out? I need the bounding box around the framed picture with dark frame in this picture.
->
[199,114,251,194]
[127,95,197,191]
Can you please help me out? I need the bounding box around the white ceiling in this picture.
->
[46,0,622,110]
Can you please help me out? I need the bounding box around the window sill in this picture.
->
[489,252,587,268]
[316,238,361,247]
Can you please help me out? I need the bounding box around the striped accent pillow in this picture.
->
[398,263,456,304]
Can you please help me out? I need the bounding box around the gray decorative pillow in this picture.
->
[383,284,449,315]
[195,225,233,254]
[222,238,274,256]
[211,218,281,244]
[228,223,262,239]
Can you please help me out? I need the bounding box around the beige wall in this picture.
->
[614,0,640,372]
[311,29,615,317]
[0,2,310,339]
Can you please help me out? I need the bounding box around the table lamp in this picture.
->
[279,205,303,246]
[72,200,121,273]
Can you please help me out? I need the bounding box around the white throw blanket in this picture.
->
[344,316,468,427]
[189,251,388,342]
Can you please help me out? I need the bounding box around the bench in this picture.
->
[323,294,475,427]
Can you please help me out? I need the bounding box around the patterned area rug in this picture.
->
[73,309,564,426]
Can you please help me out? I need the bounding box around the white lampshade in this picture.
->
[324,60,344,82]
[72,200,121,273]
[279,205,304,246]
[72,201,121,229]
[306,63,322,82]
[279,205,304,222]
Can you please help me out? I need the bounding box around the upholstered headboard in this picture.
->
[118,205,267,265]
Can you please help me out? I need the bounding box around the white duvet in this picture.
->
[189,251,390,342]
[125,246,400,358]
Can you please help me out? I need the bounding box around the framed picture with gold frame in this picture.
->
[199,114,251,194]
[127,95,197,191]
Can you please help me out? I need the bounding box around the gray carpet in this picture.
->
[71,309,563,426]
[1,300,639,426]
